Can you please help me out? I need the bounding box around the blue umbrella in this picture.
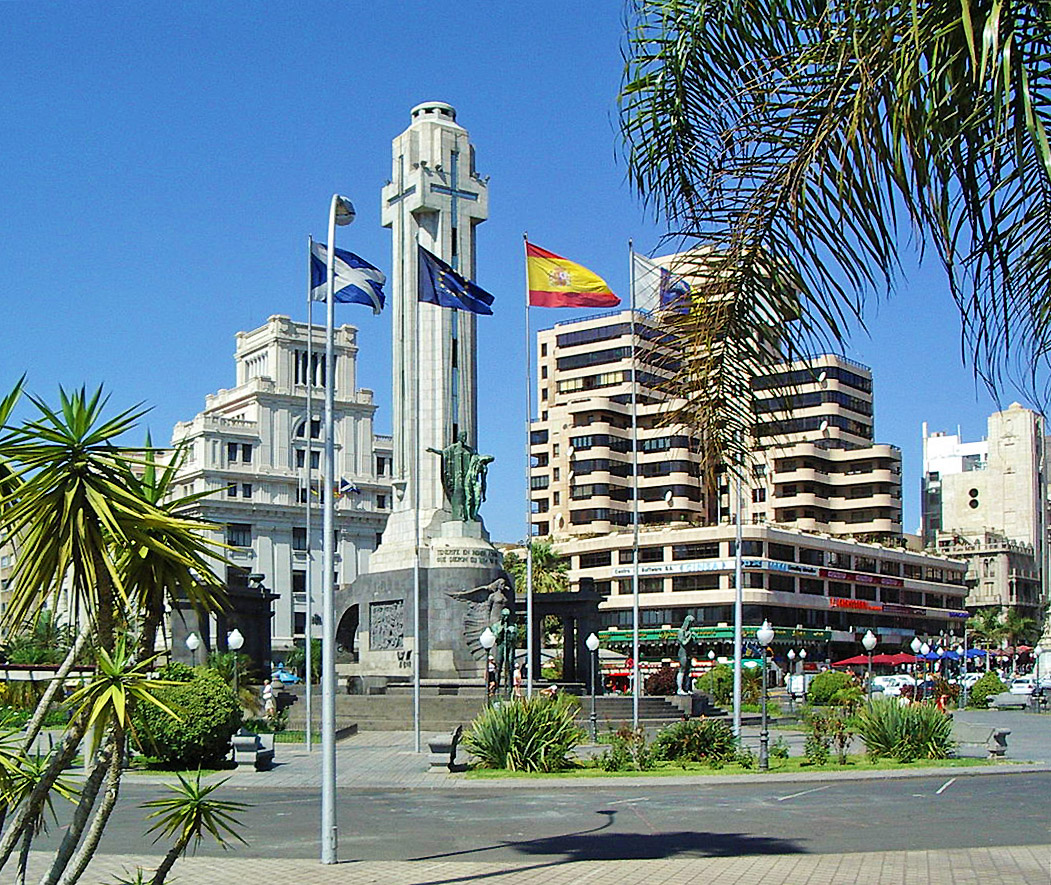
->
[965,648,989,659]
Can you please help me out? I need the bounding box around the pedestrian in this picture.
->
[262,678,276,721]
[486,657,497,698]
[513,663,523,698]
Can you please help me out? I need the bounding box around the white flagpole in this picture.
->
[629,241,640,730]
[733,470,744,740]
[523,233,534,697]
[320,194,343,865]
[305,236,314,754]
[413,226,421,753]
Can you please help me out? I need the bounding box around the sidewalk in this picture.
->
[25,843,1051,884]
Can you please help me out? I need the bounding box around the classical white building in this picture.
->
[169,315,393,654]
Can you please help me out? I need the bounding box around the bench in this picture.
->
[989,692,1029,710]
[951,722,1010,758]
[231,731,275,770]
[427,725,466,772]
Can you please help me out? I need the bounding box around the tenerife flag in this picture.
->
[632,252,691,314]
[310,241,386,314]
[418,246,494,315]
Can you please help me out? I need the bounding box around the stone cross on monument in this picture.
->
[376,101,489,553]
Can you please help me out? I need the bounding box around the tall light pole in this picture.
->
[185,632,200,668]
[756,620,774,771]
[707,649,716,697]
[228,628,244,701]
[586,632,600,742]
[862,630,877,699]
[920,642,931,700]
[321,193,355,867]
[787,649,796,712]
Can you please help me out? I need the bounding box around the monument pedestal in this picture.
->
[335,517,504,687]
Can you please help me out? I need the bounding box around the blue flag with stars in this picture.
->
[418,246,494,315]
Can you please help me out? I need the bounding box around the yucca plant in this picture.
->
[856,698,954,762]
[463,694,584,772]
[651,717,736,763]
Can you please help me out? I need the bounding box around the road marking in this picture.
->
[608,797,650,805]
[935,777,957,795]
[776,785,833,802]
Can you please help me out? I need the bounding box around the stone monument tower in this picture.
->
[337,103,506,685]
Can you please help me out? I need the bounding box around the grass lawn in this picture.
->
[466,754,1006,779]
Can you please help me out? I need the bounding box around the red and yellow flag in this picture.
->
[526,242,619,308]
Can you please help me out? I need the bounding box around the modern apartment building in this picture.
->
[922,403,1049,616]
[169,315,393,655]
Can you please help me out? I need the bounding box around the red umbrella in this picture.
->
[886,652,916,665]
[831,655,869,667]
[870,653,901,665]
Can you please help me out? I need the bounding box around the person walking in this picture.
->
[513,663,523,698]
[262,678,276,721]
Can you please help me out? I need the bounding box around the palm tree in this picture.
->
[967,606,1004,650]
[143,770,249,885]
[620,2,1051,470]
[1002,607,1038,675]
[503,541,570,596]
[4,749,78,885]
[0,386,227,884]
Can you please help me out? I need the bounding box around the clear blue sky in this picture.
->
[0,2,1005,541]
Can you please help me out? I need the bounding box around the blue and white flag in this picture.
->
[310,241,386,314]
[632,252,691,314]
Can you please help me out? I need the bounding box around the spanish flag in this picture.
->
[526,242,619,308]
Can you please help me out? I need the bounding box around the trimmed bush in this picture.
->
[855,697,954,761]
[134,665,241,768]
[704,664,734,704]
[967,671,1006,709]
[806,670,855,705]
[644,665,677,696]
[651,717,736,764]
[464,693,583,772]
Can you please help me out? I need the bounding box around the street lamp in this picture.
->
[585,632,600,742]
[862,630,878,699]
[185,632,201,668]
[1034,644,1043,684]
[756,620,775,771]
[920,642,931,700]
[787,649,796,712]
[707,649,716,696]
[228,628,244,701]
[480,627,497,707]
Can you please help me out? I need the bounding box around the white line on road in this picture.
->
[607,797,651,805]
[776,785,833,803]
[935,777,957,795]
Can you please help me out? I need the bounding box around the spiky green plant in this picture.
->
[651,716,736,763]
[143,770,250,885]
[856,697,954,761]
[464,694,584,772]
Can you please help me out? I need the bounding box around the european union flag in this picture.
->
[418,246,494,315]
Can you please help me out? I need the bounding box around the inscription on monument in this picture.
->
[433,547,500,567]
[370,600,405,650]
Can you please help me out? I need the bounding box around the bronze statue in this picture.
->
[677,614,696,695]
[427,431,494,521]
[492,607,518,697]
[447,575,518,679]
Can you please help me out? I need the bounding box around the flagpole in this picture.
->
[733,469,744,740]
[629,240,640,730]
[320,194,348,866]
[523,233,534,697]
[412,226,421,754]
[305,235,314,754]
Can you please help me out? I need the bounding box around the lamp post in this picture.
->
[586,632,600,742]
[910,636,922,699]
[321,193,355,867]
[707,650,716,696]
[228,628,244,701]
[787,649,796,712]
[756,620,775,771]
[185,632,200,668]
[862,630,877,699]
[920,642,931,700]
[1034,644,1043,684]
[480,627,496,708]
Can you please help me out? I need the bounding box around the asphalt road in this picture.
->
[32,772,1051,863]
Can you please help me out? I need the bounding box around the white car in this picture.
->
[872,674,915,697]
[959,672,983,690]
[1009,676,1036,695]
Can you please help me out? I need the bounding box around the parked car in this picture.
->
[959,672,983,690]
[1009,676,1036,695]
[872,674,915,697]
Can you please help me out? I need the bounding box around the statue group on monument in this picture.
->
[428,431,494,522]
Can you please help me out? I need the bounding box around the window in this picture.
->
[579,551,611,569]
[541,366,548,379]
[377,495,387,509]
[226,523,252,548]
[293,527,307,551]
[672,574,719,591]
[752,487,767,503]
[639,577,664,593]
[226,484,238,498]
[241,483,253,499]
[226,442,238,464]
[296,450,320,470]
[768,543,796,563]
[530,475,549,490]
[241,444,253,463]
[729,540,763,556]
[672,542,719,560]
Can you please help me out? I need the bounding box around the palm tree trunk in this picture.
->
[53,727,124,885]
[149,832,191,885]
[15,827,32,885]
[21,626,92,754]
[0,711,89,874]
[32,729,113,885]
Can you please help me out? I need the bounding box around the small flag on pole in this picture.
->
[418,246,494,315]
[310,242,386,314]
[336,478,361,498]
[526,242,618,308]
[632,252,691,314]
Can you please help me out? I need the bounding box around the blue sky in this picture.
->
[0,3,1004,541]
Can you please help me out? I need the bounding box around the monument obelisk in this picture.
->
[338,102,504,685]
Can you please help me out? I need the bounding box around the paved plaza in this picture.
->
[22,710,1051,884]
